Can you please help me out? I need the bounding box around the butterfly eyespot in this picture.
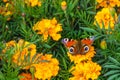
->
[69,47,74,54]
[84,45,89,53]
[63,38,69,43]
[90,36,95,41]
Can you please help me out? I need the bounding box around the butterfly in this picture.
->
[61,36,95,55]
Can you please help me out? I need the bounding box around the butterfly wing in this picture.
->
[80,36,94,54]
[62,36,94,55]
[71,41,90,55]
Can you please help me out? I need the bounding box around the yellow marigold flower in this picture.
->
[13,39,36,69]
[67,46,95,64]
[4,11,12,16]
[70,61,101,80]
[2,40,16,53]
[0,2,14,21]
[94,8,118,29]
[97,0,103,3]
[32,54,59,80]
[69,76,86,80]
[61,1,67,10]
[37,1,41,6]
[33,18,62,41]
[19,72,37,80]
[5,3,9,7]
[6,40,16,47]
[3,39,37,69]
[97,0,120,8]
[25,0,41,7]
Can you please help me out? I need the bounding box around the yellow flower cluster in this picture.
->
[3,39,59,79]
[33,18,62,41]
[67,42,101,79]
[3,39,37,69]
[33,54,59,80]
[69,61,101,80]
[24,0,41,7]
[97,0,120,8]
[0,1,14,20]
[94,8,118,29]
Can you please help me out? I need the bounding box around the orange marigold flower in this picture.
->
[70,61,101,80]
[3,0,8,3]
[3,39,37,69]
[32,54,59,80]
[6,40,16,48]
[33,18,62,41]
[94,8,118,29]
[67,46,95,64]
[19,72,37,80]
[96,0,120,8]
[25,0,41,7]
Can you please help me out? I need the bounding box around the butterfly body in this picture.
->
[62,36,94,55]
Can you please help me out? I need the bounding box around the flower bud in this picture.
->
[30,66,35,74]
[100,40,107,50]
[109,8,116,18]
[61,1,67,11]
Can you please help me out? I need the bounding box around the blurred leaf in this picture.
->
[0,71,5,80]
[108,56,120,65]
[107,74,120,80]
[104,70,120,76]
[103,65,120,69]
[80,27,98,34]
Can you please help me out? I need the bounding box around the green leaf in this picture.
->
[103,65,120,69]
[108,56,120,65]
[0,71,5,80]
[62,58,67,70]
[107,74,120,80]
[104,70,120,76]
[69,0,78,12]
[43,44,51,49]
[116,76,120,80]
[80,27,98,34]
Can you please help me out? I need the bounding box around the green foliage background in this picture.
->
[0,0,120,80]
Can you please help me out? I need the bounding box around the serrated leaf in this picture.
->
[104,70,120,76]
[107,74,120,80]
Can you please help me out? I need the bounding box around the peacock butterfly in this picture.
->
[61,36,94,55]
